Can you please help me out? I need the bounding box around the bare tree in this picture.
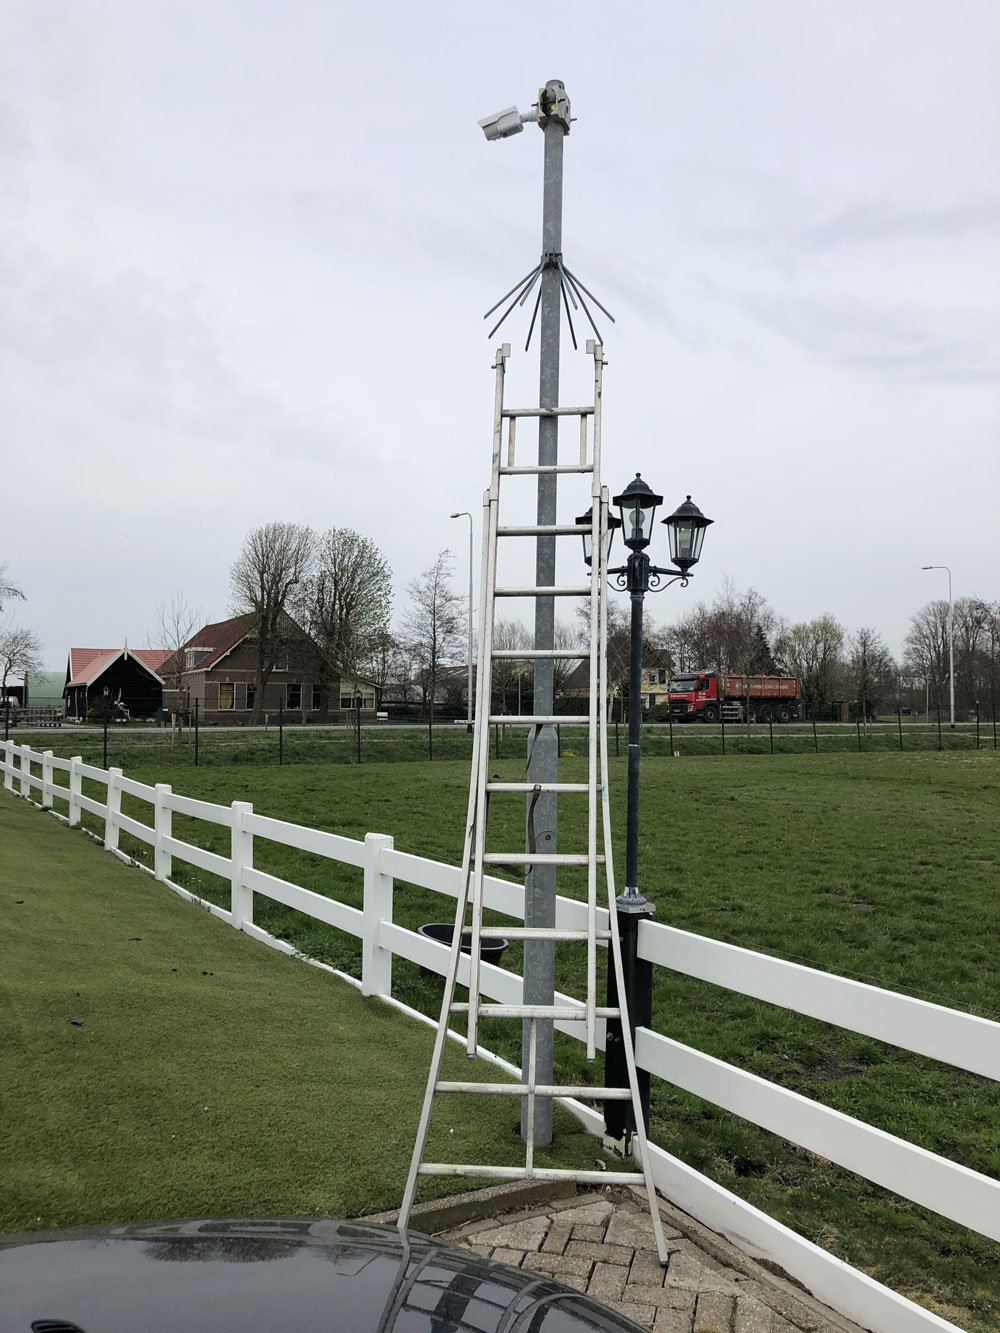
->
[400,551,464,734]
[230,522,315,724]
[903,601,950,712]
[774,614,846,717]
[491,619,531,713]
[0,622,44,703]
[297,528,392,718]
[0,564,25,614]
[552,619,586,698]
[151,592,201,737]
[847,626,897,725]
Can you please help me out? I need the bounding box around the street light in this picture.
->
[451,512,475,731]
[921,564,955,728]
[579,479,712,1141]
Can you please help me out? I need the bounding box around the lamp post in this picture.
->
[921,565,954,728]
[451,512,474,730]
[578,478,712,1143]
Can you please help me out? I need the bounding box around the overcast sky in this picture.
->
[3,0,998,668]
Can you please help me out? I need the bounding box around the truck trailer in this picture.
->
[667,670,801,723]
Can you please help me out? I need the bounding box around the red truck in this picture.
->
[667,670,801,723]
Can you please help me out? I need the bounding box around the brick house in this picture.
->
[162,613,371,724]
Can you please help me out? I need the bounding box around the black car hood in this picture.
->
[0,1217,643,1333]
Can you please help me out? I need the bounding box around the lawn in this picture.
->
[9,747,1000,1331]
[70,746,998,1333]
[0,794,599,1235]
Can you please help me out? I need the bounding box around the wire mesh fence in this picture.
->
[5,705,998,770]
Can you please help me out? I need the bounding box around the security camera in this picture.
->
[478,106,527,141]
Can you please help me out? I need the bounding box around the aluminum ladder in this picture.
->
[398,340,668,1267]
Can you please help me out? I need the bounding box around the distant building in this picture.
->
[64,647,170,720]
[161,613,369,724]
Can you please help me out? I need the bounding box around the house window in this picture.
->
[340,687,376,710]
[246,684,256,712]
[311,684,322,710]
[219,683,235,710]
[287,683,302,710]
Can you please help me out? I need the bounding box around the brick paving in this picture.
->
[439,1189,865,1333]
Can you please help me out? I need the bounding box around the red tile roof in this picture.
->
[161,614,256,678]
[66,647,170,688]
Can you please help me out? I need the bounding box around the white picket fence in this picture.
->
[3,739,997,1333]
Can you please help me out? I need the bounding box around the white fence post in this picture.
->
[68,757,82,826]
[362,832,394,998]
[104,767,123,851]
[154,784,172,881]
[231,801,254,929]
[2,741,14,791]
[19,746,31,797]
[42,750,54,809]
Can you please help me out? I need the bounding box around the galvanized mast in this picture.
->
[521,79,570,1146]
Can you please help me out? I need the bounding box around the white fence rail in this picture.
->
[3,740,996,1333]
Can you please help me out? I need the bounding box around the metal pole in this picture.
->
[947,567,955,728]
[522,83,568,1146]
[451,511,475,731]
[937,705,943,751]
[975,700,980,750]
[103,709,109,770]
[604,549,654,1139]
[279,699,284,765]
[668,714,674,756]
[856,717,862,752]
[812,718,819,753]
[194,699,200,766]
[897,705,903,752]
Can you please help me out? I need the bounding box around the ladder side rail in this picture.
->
[397,347,509,1231]
[583,343,606,1063]
[466,344,510,1057]
[596,483,670,1267]
[584,496,602,1064]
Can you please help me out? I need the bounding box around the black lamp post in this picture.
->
[578,477,712,1145]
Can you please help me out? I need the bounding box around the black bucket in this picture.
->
[417,922,510,978]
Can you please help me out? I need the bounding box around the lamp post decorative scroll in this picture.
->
[578,478,712,1143]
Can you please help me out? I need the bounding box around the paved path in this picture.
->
[439,1188,865,1333]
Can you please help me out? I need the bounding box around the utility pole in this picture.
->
[480,80,615,1146]
[520,80,570,1146]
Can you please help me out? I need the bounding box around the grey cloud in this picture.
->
[0,247,354,465]
[730,288,1000,384]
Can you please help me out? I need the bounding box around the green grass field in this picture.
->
[8,748,1000,1330]
[0,795,599,1235]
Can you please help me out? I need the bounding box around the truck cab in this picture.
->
[667,673,719,722]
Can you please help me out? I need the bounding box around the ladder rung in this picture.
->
[488,714,588,725]
[485,781,593,793]
[492,649,586,660]
[496,525,587,537]
[451,1004,620,1020]
[495,586,591,597]
[436,1081,631,1098]
[479,927,612,941]
[482,853,602,866]
[501,406,594,418]
[418,1165,645,1185]
[499,464,594,476]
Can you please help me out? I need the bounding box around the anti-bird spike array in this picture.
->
[484,252,615,350]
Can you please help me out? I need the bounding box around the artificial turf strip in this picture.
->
[0,794,599,1234]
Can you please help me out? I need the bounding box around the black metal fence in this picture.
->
[6,701,998,772]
